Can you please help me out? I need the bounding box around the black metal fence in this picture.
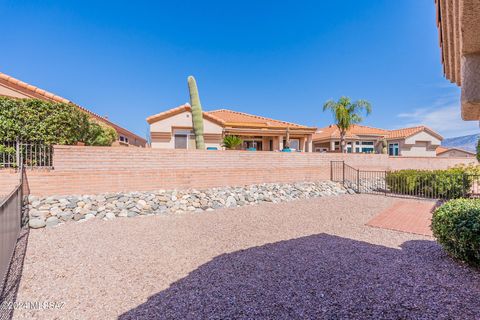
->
[0,140,53,169]
[331,161,480,200]
[0,167,28,294]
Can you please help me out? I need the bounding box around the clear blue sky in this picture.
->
[1,0,477,138]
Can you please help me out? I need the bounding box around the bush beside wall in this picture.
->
[386,165,480,199]
[0,97,117,146]
[432,199,480,267]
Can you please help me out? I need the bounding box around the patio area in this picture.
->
[10,194,480,319]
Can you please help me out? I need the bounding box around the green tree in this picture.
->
[85,121,118,146]
[323,96,372,153]
[477,138,480,162]
[0,97,116,146]
[222,135,243,150]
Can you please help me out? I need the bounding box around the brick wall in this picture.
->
[0,169,20,197]
[0,146,476,196]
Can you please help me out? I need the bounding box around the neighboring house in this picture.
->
[435,0,480,120]
[436,146,476,158]
[146,104,317,151]
[313,124,443,157]
[0,71,146,147]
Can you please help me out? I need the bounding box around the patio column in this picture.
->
[306,135,313,152]
[278,136,284,150]
[330,140,335,151]
[299,137,305,151]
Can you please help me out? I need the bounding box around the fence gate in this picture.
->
[1,140,53,168]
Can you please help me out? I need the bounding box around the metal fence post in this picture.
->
[342,161,345,186]
[384,171,388,196]
[330,161,333,181]
[15,138,20,169]
[357,169,360,193]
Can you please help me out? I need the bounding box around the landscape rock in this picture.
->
[29,218,46,229]
[45,216,59,228]
[26,181,348,229]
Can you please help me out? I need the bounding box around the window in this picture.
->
[119,135,129,143]
[243,140,262,150]
[174,134,188,149]
[354,141,375,153]
[173,129,197,149]
[289,139,300,150]
[389,143,399,156]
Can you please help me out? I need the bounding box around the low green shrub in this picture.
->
[432,198,480,267]
[386,165,480,199]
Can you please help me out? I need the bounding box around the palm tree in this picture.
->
[323,96,372,153]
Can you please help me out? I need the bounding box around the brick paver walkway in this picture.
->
[367,198,438,236]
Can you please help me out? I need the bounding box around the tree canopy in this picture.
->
[323,96,372,153]
[0,97,117,146]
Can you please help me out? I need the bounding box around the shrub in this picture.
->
[432,198,480,267]
[385,166,480,199]
[223,135,243,150]
[477,138,480,162]
[0,97,116,146]
[85,121,117,146]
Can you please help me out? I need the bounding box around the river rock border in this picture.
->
[27,181,351,228]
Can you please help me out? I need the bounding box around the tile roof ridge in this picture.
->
[208,108,308,127]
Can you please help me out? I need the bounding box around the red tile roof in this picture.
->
[313,124,443,142]
[206,109,315,130]
[147,107,316,131]
[146,104,226,125]
[313,124,388,141]
[0,71,146,144]
[436,146,476,156]
[387,126,443,140]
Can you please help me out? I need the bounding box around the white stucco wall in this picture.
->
[391,131,441,157]
[404,131,441,146]
[150,110,223,149]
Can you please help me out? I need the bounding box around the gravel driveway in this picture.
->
[11,194,480,319]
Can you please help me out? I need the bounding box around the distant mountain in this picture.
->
[442,133,479,152]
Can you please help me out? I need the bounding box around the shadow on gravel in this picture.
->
[120,234,480,320]
[0,228,30,320]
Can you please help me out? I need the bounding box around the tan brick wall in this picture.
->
[0,146,476,196]
[0,169,21,197]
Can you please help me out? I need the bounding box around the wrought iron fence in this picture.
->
[0,140,52,169]
[0,167,28,293]
[330,161,480,200]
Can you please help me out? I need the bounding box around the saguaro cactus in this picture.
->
[187,76,206,149]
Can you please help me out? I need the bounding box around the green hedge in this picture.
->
[386,166,479,199]
[0,97,117,146]
[432,199,480,267]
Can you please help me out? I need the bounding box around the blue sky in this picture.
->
[1,0,477,138]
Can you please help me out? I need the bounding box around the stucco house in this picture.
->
[146,104,317,151]
[313,124,443,157]
[436,146,476,158]
[0,71,146,147]
[435,0,480,120]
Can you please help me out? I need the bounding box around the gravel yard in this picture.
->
[11,194,480,319]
